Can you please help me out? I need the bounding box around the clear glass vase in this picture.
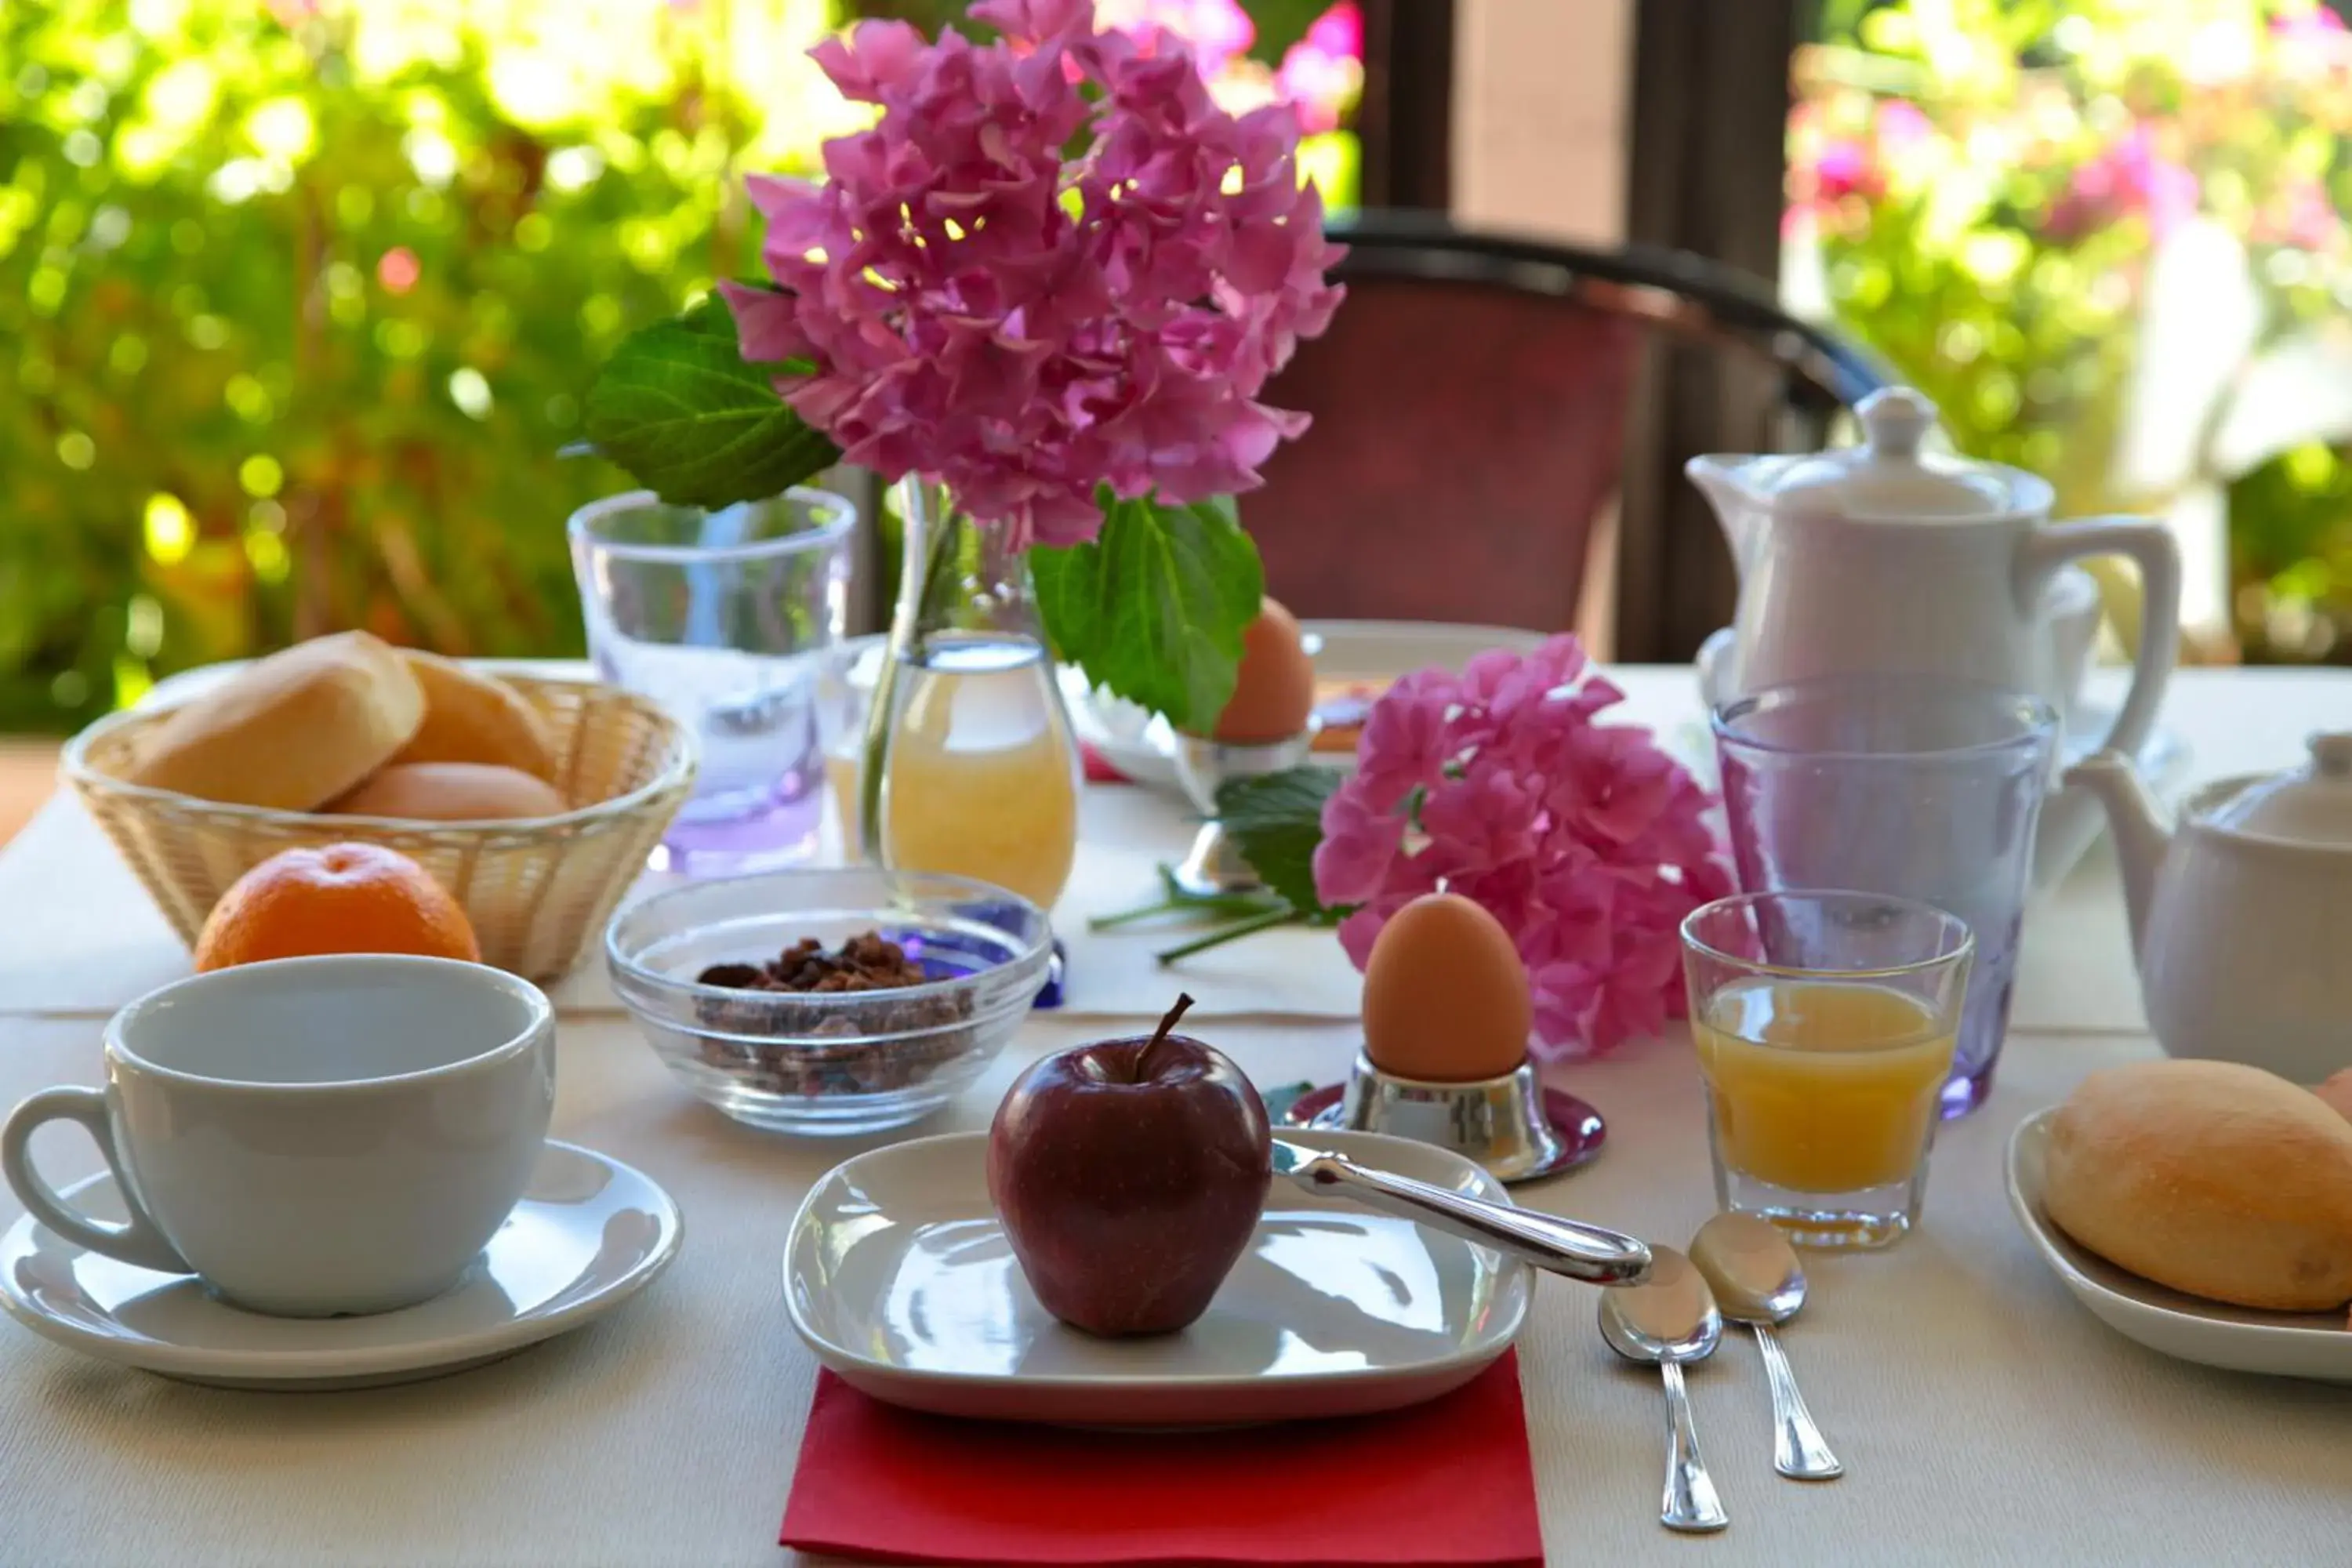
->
[858,479,1083,911]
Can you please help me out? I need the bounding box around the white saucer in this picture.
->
[0,1140,681,1389]
[2005,1109,2351,1382]
[783,1128,1530,1427]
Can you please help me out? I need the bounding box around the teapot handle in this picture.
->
[2017,520,2181,763]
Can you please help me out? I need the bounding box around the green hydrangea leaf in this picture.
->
[581,290,837,510]
[1030,491,1263,732]
[1214,765,1352,923]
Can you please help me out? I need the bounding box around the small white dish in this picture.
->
[1065,619,1548,793]
[783,1128,1532,1426]
[2005,1109,2351,1383]
[0,1140,681,1389]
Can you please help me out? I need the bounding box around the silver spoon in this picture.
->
[1690,1212,1843,1482]
[1598,1246,1729,1534]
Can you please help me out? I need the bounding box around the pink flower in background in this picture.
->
[1277,3,1365,134]
[2043,125,2200,244]
[376,246,420,294]
[1872,96,1933,152]
[2272,5,2350,45]
[1094,0,1255,76]
[2257,176,2343,252]
[724,2,1346,548]
[1313,635,1729,1060]
[1809,140,1884,204]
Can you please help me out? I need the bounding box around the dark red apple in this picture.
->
[988,993,1271,1337]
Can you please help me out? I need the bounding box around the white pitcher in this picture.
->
[1687,387,2181,766]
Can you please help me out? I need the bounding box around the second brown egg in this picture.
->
[1360,891,1532,1082]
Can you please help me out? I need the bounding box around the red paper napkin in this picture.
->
[780,1352,1543,1566]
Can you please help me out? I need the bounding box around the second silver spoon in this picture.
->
[1690,1212,1842,1481]
[1599,1247,1729,1534]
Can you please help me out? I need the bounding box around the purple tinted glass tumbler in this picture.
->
[1711,675,2059,1119]
[571,488,855,876]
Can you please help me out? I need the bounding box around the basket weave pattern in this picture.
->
[62,676,695,981]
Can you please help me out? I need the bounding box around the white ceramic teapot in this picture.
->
[2067,735,2352,1083]
[1688,387,2182,764]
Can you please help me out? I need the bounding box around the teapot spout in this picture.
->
[2063,750,2173,963]
[1685,456,1769,576]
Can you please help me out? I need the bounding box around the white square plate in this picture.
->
[782,1128,1530,1426]
[2005,1109,2351,1382]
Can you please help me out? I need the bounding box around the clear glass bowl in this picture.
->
[604,868,1051,1135]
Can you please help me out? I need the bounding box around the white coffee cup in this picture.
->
[2,954,554,1318]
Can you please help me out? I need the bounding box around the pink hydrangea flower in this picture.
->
[1313,635,1729,1060]
[722,2,1346,550]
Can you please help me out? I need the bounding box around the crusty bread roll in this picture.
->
[2043,1059,2352,1312]
[125,632,425,811]
[387,651,558,782]
[2316,1068,2352,1125]
[328,762,568,822]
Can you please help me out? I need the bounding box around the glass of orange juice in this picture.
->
[1682,891,1973,1250]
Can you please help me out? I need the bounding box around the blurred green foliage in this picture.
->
[0,0,856,734]
[1797,0,2352,660]
[0,0,1359,734]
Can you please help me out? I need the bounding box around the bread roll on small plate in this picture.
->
[2042,1061,2352,1312]
[2008,1062,2352,1382]
[122,631,424,811]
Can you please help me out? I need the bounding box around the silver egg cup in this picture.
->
[1280,1051,1606,1185]
[1168,728,1318,898]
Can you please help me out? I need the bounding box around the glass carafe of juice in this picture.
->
[861,481,1082,911]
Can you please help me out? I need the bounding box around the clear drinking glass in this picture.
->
[1682,890,1973,1250]
[570,488,855,875]
[1711,674,2057,1119]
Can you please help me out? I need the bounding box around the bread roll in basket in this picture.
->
[63,672,696,981]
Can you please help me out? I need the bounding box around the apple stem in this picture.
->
[1137,992,1196,1076]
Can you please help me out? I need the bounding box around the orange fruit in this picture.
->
[194,842,481,971]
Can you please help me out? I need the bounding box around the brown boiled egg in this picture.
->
[1205,598,1316,743]
[1361,892,1532,1082]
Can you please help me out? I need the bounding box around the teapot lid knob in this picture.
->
[1857,387,1938,460]
[1766,384,2016,517]
[2310,732,2352,777]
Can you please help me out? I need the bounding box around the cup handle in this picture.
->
[1,1087,191,1274]
[2016,520,2181,761]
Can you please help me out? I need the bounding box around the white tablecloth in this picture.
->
[5,666,2346,1032]
[2,664,2349,1566]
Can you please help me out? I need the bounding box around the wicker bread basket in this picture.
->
[60,674,697,981]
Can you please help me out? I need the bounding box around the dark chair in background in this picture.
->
[1247,211,1886,641]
